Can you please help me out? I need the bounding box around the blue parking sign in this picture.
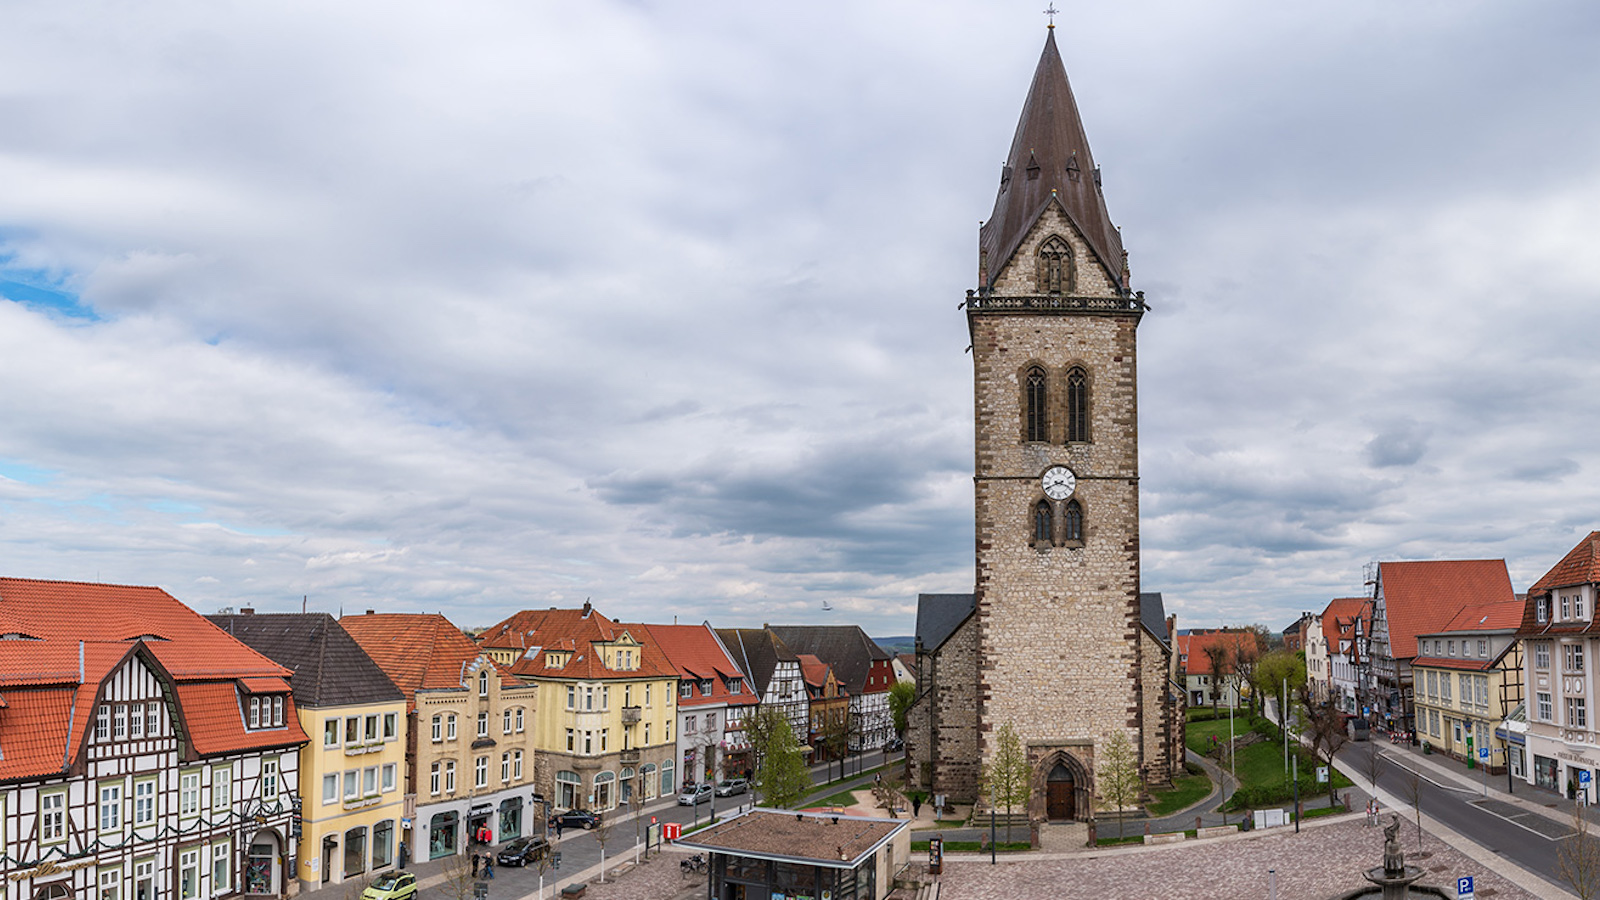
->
[1583,770,1593,786]
[1479,747,1488,760]
[1458,875,1474,898]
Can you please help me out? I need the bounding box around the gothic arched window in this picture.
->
[1063,499,1083,543]
[1034,500,1054,544]
[1036,236,1075,295]
[1066,367,1089,443]
[1025,366,1048,442]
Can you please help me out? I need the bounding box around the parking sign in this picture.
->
[1458,875,1474,899]
[1479,747,1488,760]
[1583,771,1593,786]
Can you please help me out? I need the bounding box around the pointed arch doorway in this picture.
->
[1046,762,1076,821]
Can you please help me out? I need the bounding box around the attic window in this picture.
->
[248,695,285,729]
[1066,153,1081,183]
[999,165,1013,192]
[1025,152,1041,181]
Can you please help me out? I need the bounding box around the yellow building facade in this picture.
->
[1411,600,1524,773]
[302,700,409,888]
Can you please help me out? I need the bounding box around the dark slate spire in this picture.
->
[979,29,1125,291]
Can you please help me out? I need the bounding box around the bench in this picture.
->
[1142,832,1185,845]
[560,885,585,899]
[1196,824,1238,839]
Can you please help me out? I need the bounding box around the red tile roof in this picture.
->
[642,623,758,709]
[1410,656,1494,672]
[1530,532,1600,595]
[1178,631,1259,676]
[0,579,308,775]
[1436,601,1524,633]
[476,607,675,681]
[1378,560,1515,659]
[340,613,514,707]
[1320,598,1370,650]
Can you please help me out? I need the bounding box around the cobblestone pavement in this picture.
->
[557,852,706,900]
[938,814,1538,900]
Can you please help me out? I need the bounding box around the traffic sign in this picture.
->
[663,822,682,841]
[1478,748,1488,760]
[1316,766,1329,783]
[1457,875,1474,899]
[1582,770,1593,786]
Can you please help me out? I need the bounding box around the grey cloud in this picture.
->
[1364,420,1431,468]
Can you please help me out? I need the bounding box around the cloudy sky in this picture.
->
[2,1,1598,637]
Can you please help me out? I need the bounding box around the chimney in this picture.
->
[582,600,592,617]
[240,607,255,615]
[366,609,376,615]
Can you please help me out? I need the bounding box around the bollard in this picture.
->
[1268,868,1277,900]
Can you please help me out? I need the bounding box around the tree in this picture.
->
[744,705,790,787]
[1096,730,1141,839]
[1203,641,1233,713]
[889,681,916,736]
[1231,630,1265,717]
[981,723,1031,843]
[1560,799,1600,900]
[591,806,618,882]
[1253,649,1306,723]
[820,710,849,782]
[438,848,478,900]
[755,718,812,809]
[1401,764,1424,852]
[1362,743,1387,795]
[1299,688,1349,803]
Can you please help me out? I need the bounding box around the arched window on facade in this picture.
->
[1025,366,1048,442]
[1066,367,1089,443]
[1063,499,1083,543]
[1034,500,1053,545]
[1036,235,1075,295]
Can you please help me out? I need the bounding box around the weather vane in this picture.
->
[1044,4,1059,27]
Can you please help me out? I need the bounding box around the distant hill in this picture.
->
[873,635,915,656]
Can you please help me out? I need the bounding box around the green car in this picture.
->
[361,872,417,900]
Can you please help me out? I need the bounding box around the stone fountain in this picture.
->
[1333,814,1449,900]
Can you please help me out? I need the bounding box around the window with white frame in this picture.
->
[503,709,513,734]
[1539,691,1553,721]
[212,769,231,810]
[212,840,231,893]
[479,670,489,697]
[443,760,456,793]
[1579,595,1588,619]
[446,715,457,740]
[130,704,144,739]
[501,753,510,783]
[680,682,692,699]
[96,704,110,740]
[99,867,122,900]
[363,766,378,797]
[1440,676,1451,703]
[430,763,441,796]
[1564,595,1573,619]
[382,763,396,792]
[323,774,338,804]
[180,771,202,816]
[135,779,156,825]
[1539,597,1552,623]
[566,685,576,709]
[431,715,442,742]
[515,707,524,732]
[477,712,489,738]
[383,712,398,741]
[262,758,279,801]
[114,705,127,739]
[344,769,359,800]
[1569,643,1587,672]
[346,716,360,744]
[325,718,341,747]
[99,782,122,830]
[146,701,161,736]
[365,714,379,743]
[1477,639,1488,657]
[41,791,65,843]
[1537,642,1552,669]
[179,848,200,900]
[1570,697,1589,729]
[513,750,523,780]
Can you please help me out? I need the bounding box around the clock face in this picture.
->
[1041,466,1076,500]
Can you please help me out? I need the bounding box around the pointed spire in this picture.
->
[979,29,1125,292]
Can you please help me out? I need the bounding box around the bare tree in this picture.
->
[1400,764,1424,852]
[1560,800,1600,900]
[438,849,477,900]
[592,808,618,883]
[1203,642,1233,714]
[1300,689,1349,803]
[1362,744,1387,796]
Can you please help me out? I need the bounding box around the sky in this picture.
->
[2,1,1599,637]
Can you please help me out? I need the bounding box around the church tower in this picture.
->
[968,26,1151,818]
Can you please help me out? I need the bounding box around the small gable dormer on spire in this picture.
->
[978,29,1125,294]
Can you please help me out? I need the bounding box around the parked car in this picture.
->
[714,777,749,797]
[677,783,714,805]
[497,836,551,867]
[884,737,905,752]
[549,809,601,831]
[361,872,417,900]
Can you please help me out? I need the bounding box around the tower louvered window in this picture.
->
[1066,368,1089,442]
[1037,236,1074,295]
[1063,499,1083,543]
[1026,366,1048,442]
[1034,500,1053,544]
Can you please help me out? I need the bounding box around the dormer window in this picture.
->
[479,670,490,697]
[1578,595,1587,619]
[248,695,285,729]
[1563,595,1572,619]
[1538,597,1552,623]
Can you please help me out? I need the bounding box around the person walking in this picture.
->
[471,852,480,877]
[912,795,922,818]
[555,817,564,839]
[483,854,495,880]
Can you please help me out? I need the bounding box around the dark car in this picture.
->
[884,737,905,752]
[549,809,601,831]
[714,777,748,797]
[497,836,551,867]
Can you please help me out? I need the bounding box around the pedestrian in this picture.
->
[912,795,922,818]
[555,817,564,839]
[483,854,495,879]
[471,852,480,877]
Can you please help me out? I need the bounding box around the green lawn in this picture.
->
[1185,715,1352,810]
[911,840,1031,853]
[1145,770,1212,816]
[815,789,860,808]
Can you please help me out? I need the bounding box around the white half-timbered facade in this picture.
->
[0,578,311,900]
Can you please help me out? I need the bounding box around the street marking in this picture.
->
[1465,797,1575,841]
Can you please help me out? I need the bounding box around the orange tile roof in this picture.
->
[0,579,308,773]
[1320,598,1370,649]
[340,612,515,707]
[476,607,675,681]
[642,623,758,709]
[1530,532,1600,595]
[1410,656,1494,672]
[1378,560,1515,659]
[1179,631,1258,676]
[1435,601,1524,633]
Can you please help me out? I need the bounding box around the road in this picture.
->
[375,748,899,900]
[1336,740,1575,893]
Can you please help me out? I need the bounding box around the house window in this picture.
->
[680,682,693,699]
[383,712,398,740]
[114,705,127,739]
[645,684,652,706]
[1477,640,1488,658]
[1440,677,1451,703]
[603,686,611,707]
[515,708,524,732]
[1570,697,1589,729]
[1033,500,1052,543]
[323,774,338,804]
[1538,597,1552,623]
[345,769,360,800]
[363,766,378,796]
[443,761,456,793]
[99,867,122,900]
[99,782,122,831]
[729,679,742,695]
[503,709,513,734]
[600,728,609,752]
[250,697,261,728]
[1579,595,1588,619]
[180,771,202,816]
[644,723,651,744]
[212,840,231,892]
[685,715,697,734]
[585,687,594,711]
[475,756,489,788]
[273,695,284,726]
[446,715,457,740]
[382,763,397,792]
[1447,641,1455,656]
[146,702,161,736]
[513,750,523,780]
[502,753,511,783]
[262,758,279,801]
[135,858,155,900]
[584,731,593,755]
[1564,595,1572,619]
[566,728,575,752]
[40,791,65,843]
[477,712,489,738]
[97,704,110,740]
[430,763,441,796]
[1063,498,1083,543]
[1569,644,1586,672]
[326,719,341,747]
[480,670,490,697]
[1037,235,1074,294]
[1025,366,1048,442]
[567,686,576,709]
[1539,692,1553,721]
[1537,642,1552,669]
[180,848,200,900]
[1066,367,1088,443]
[135,779,156,825]
[365,714,379,743]
[347,717,361,744]
[213,769,231,810]
[431,715,442,742]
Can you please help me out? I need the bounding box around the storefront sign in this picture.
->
[10,858,97,882]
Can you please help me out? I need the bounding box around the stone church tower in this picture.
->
[909,27,1175,824]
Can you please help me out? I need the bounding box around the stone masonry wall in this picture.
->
[1139,629,1173,785]
[971,205,1142,809]
[906,615,981,801]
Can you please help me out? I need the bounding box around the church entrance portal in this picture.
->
[1046,763,1075,820]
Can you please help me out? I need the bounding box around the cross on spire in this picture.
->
[1043,4,1059,27]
